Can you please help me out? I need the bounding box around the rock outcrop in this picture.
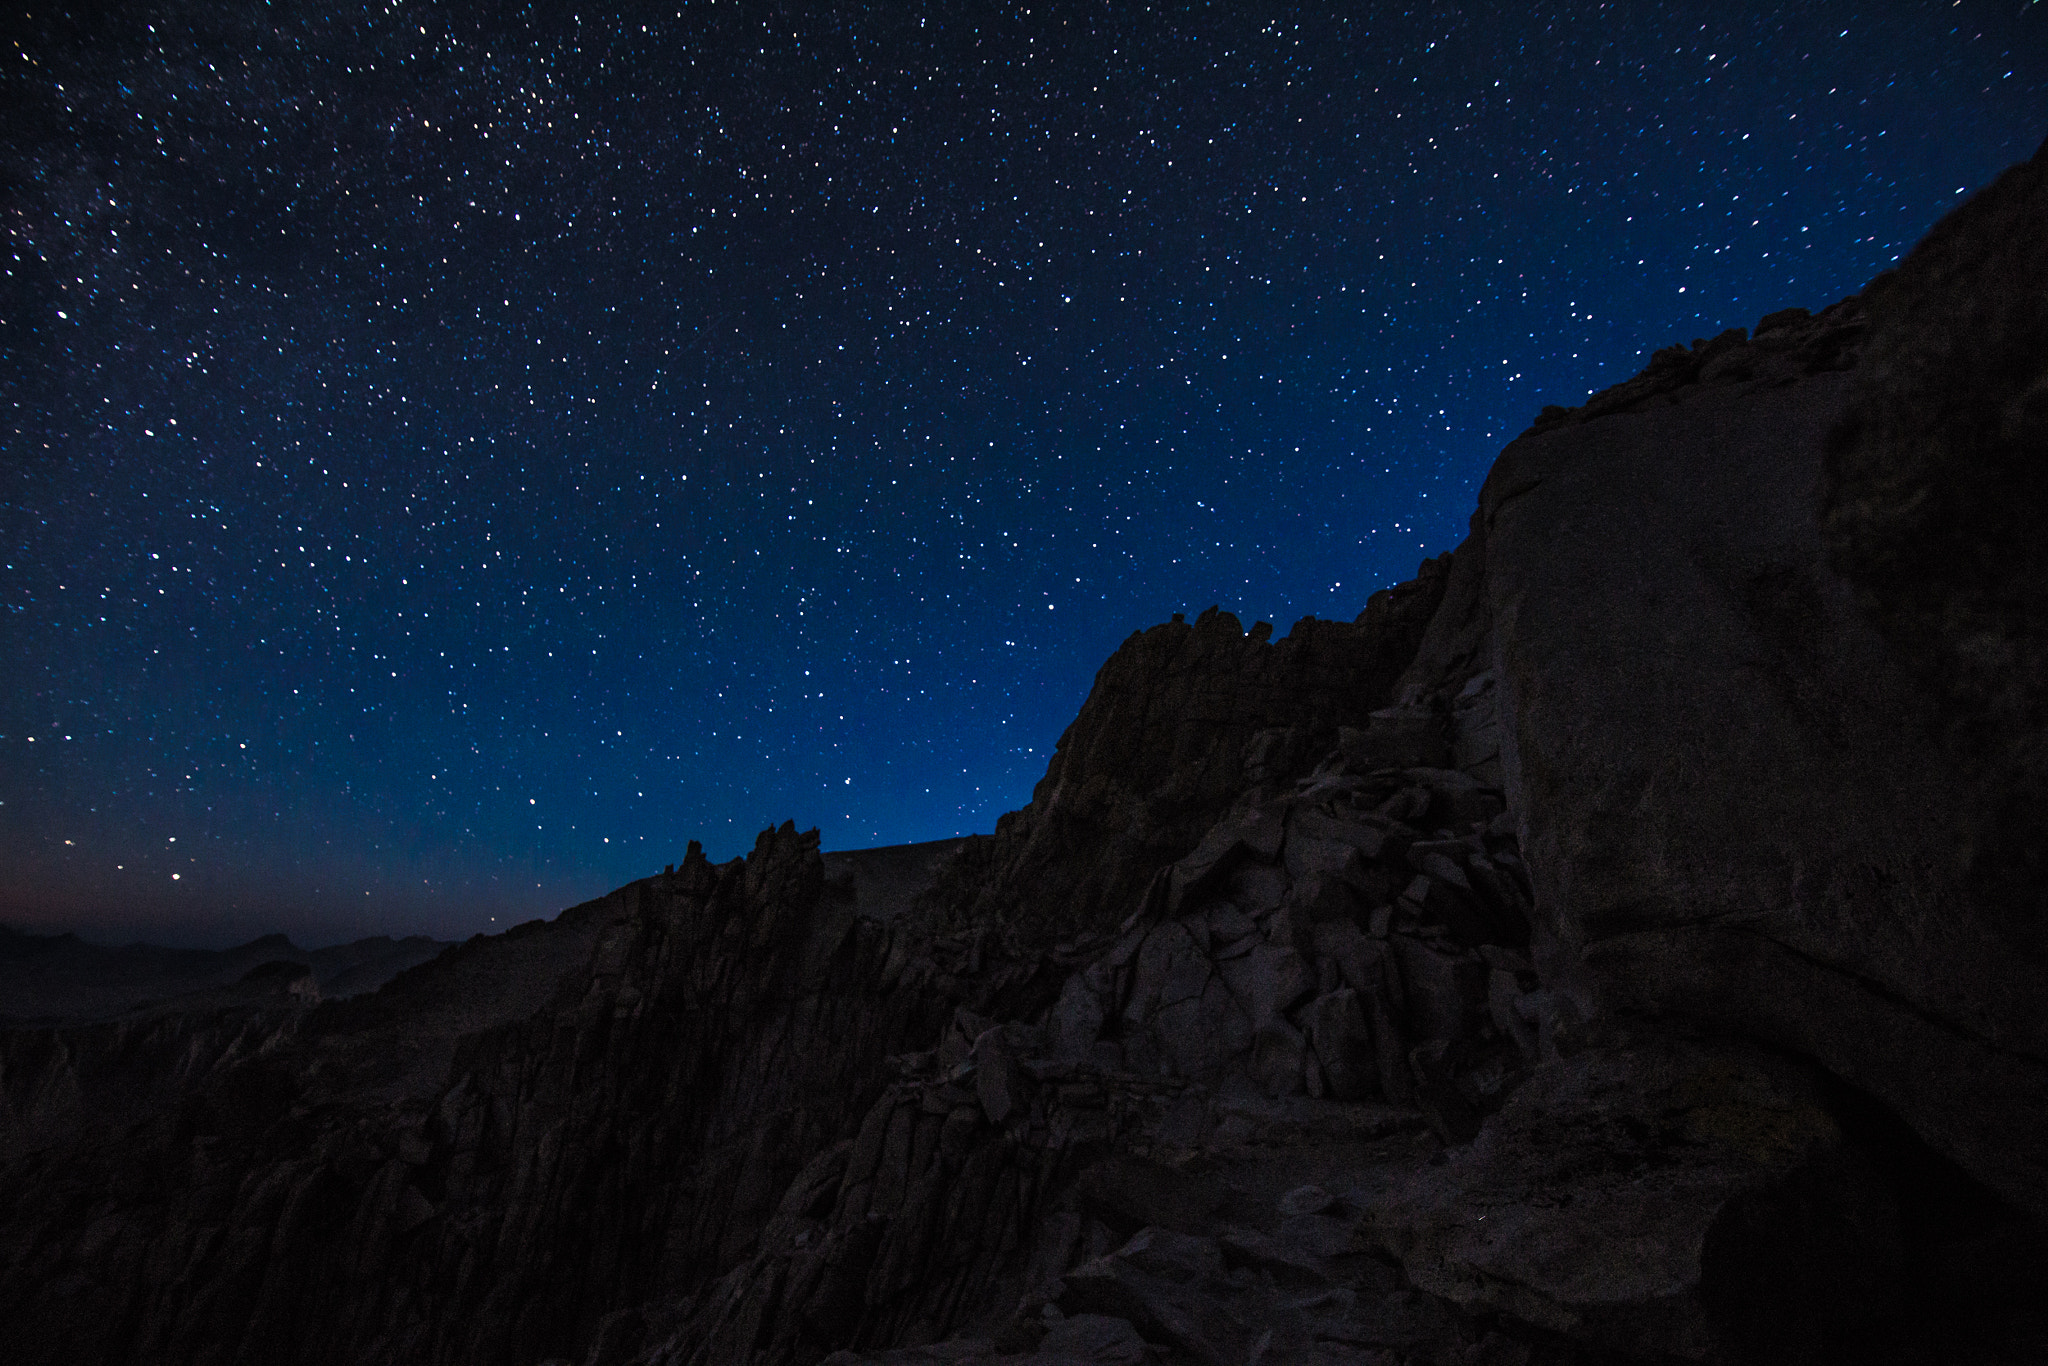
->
[4,137,2046,1366]
[0,831,973,1365]
[916,581,1449,951]
[1458,144,2048,1222]
[1822,141,2048,975]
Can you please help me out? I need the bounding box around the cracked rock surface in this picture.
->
[6,138,2048,1366]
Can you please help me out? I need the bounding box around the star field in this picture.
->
[4,2,2043,946]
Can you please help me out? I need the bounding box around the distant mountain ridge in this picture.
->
[0,924,452,1023]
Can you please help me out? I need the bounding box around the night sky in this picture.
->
[5,4,2043,948]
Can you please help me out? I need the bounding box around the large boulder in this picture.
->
[1823,137,2048,957]
[1366,1036,1899,1362]
[1473,145,2048,1215]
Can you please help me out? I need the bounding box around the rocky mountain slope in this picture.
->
[3,138,2045,1366]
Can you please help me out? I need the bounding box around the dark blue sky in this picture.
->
[5,2,2043,947]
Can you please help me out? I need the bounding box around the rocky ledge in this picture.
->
[3,138,2046,1366]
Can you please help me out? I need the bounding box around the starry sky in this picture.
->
[4,3,2043,948]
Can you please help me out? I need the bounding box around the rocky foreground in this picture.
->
[4,141,2046,1366]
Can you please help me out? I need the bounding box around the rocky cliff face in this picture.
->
[915,576,1450,951]
[1822,142,2048,972]
[4,139,2046,1366]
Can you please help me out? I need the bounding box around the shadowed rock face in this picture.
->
[1365,1037,1899,1364]
[1822,136,2048,962]
[0,829,964,1366]
[4,143,2047,1366]
[916,584,1448,951]
[1474,368,2048,1206]
[1470,138,2048,1220]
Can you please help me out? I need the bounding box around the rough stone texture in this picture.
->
[1821,136,2048,968]
[1365,1037,1897,1363]
[1475,244,2048,1217]
[1525,298,1867,439]
[0,829,963,1366]
[915,585,1448,950]
[6,143,2048,1366]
